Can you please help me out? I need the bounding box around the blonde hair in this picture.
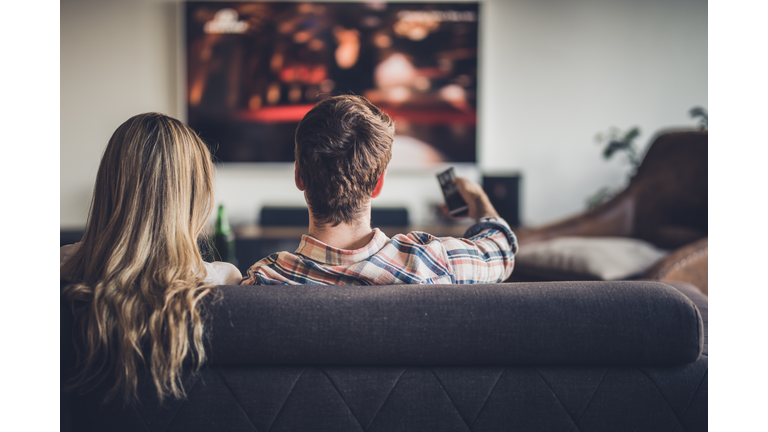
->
[62,112,217,404]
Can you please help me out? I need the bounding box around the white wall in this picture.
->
[61,0,707,229]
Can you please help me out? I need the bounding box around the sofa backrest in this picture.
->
[62,281,703,383]
[200,281,702,367]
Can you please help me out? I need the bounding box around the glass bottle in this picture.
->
[211,204,237,266]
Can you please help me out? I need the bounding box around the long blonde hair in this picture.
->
[62,112,217,404]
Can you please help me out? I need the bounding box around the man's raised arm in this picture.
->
[441,177,518,283]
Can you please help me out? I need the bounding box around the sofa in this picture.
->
[509,131,708,295]
[61,279,708,431]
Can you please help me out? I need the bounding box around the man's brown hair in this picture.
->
[295,95,394,226]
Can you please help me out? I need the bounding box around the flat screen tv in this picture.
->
[185,1,479,167]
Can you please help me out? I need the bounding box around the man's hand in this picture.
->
[442,178,499,221]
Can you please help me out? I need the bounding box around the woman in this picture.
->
[61,112,241,404]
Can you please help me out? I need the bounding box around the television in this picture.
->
[185,1,480,168]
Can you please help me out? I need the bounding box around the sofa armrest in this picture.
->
[663,281,707,356]
[642,237,708,295]
[515,191,635,245]
[206,281,703,367]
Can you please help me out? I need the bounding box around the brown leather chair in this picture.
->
[512,130,708,294]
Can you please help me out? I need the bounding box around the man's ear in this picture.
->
[294,162,305,191]
[371,169,386,198]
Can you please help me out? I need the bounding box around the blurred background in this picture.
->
[61,0,707,229]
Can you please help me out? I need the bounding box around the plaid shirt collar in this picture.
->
[295,228,390,266]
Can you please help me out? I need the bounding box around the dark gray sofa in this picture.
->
[61,280,707,431]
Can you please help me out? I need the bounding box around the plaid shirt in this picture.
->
[240,217,517,285]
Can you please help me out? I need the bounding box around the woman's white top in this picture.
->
[60,243,243,286]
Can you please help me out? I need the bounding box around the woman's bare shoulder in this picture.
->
[203,261,243,285]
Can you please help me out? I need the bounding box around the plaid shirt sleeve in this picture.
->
[439,216,518,283]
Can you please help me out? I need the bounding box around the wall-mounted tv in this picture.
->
[185,1,479,167]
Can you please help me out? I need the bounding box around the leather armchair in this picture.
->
[512,130,708,294]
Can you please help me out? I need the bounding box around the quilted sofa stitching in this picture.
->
[266,368,307,432]
[678,370,707,425]
[426,368,473,432]
[635,367,688,432]
[130,404,152,432]
[469,368,506,428]
[213,368,260,432]
[531,368,581,432]
[154,370,203,432]
[364,367,408,430]
[318,368,365,432]
[571,367,610,428]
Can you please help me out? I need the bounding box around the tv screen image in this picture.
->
[185,2,479,167]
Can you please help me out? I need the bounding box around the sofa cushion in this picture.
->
[514,236,668,281]
[204,281,702,367]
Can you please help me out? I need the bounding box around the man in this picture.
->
[241,95,517,285]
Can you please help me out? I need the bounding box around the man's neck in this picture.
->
[307,210,375,251]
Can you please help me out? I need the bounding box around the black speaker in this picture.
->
[259,207,309,227]
[482,174,521,227]
[259,206,409,227]
[371,207,409,227]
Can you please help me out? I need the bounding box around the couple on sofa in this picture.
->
[60,95,518,404]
